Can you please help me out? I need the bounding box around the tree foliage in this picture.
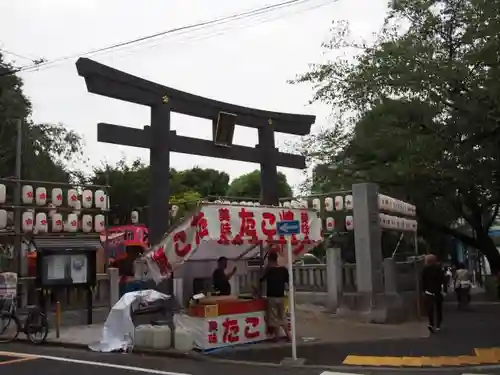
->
[226,170,293,199]
[293,0,500,269]
[91,159,230,223]
[0,53,84,183]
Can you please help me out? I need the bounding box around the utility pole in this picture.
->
[13,119,23,277]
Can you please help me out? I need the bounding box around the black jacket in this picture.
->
[421,264,445,295]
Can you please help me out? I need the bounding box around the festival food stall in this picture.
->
[146,203,322,351]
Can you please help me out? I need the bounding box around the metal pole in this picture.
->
[286,236,297,361]
[414,232,421,318]
[13,119,23,276]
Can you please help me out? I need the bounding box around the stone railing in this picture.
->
[239,264,327,293]
[237,258,422,295]
[19,272,113,310]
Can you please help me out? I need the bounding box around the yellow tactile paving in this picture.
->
[342,347,500,367]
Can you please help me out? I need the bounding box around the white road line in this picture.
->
[0,350,190,375]
[320,372,364,375]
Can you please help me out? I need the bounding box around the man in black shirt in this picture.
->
[260,251,291,341]
[421,254,446,333]
[212,257,237,296]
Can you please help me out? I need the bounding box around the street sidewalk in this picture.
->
[35,303,430,350]
[210,303,500,367]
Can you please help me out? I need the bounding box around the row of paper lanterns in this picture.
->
[0,184,109,209]
[0,210,106,233]
[279,197,354,211]
[212,197,354,212]
[378,194,416,216]
[323,214,418,232]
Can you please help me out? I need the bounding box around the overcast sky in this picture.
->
[1,0,388,192]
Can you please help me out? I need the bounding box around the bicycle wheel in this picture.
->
[25,310,49,344]
[0,312,21,343]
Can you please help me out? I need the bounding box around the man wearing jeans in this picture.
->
[421,254,446,333]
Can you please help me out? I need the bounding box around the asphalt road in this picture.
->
[0,342,500,375]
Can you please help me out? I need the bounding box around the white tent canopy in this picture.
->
[146,203,322,282]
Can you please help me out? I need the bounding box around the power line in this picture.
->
[19,0,335,75]
[0,48,37,63]
[1,0,331,77]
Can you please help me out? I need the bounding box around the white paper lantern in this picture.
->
[0,210,7,229]
[410,220,418,232]
[334,196,344,211]
[388,197,396,212]
[396,217,404,230]
[94,214,105,232]
[35,212,48,233]
[22,211,34,232]
[82,214,93,233]
[312,198,320,211]
[67,189,78,208]
[73,200,82,216]
[345,215,354,231]
[389,215,397,229]
[283,201,291,208]
[52,213,63,232]
[170,205,179,218]
[82,189,93,208]
[95,190,106,209]
[344,194,353,211]
[324,197,334,212]
[66,213,78,232]
[299,200,308,209]
[131,210,139,224]
[379,213,385,228]
[325,217,335,231]
[0,184,6,204]
[51,188,63,206]
[22,185,33,204]
[34,187,47,206]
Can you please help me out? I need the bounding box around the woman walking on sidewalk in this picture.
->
[421,254,446,333]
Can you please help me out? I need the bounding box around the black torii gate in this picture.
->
[76,58,315,245]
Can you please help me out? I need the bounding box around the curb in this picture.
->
[17,337,204,362]
[21,337,500,373]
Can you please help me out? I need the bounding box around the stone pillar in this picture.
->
[352,183,383,295]
[326,247,343,312]
[148,103,171,246]
[383,258,398,294]
[257,121,279,205]
[108,267,120,307]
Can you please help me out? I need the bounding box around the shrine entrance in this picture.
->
[76,58,315,245]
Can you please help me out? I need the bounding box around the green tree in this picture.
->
[292,1,500,270]
[0,53,84,182]
[91,159,230,223]
[226,170,293,199]
[177,167,229,197]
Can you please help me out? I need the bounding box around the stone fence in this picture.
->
[238,256,423,296]
[16,255,423,324]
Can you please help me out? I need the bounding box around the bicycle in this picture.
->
[0,293,49,344]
